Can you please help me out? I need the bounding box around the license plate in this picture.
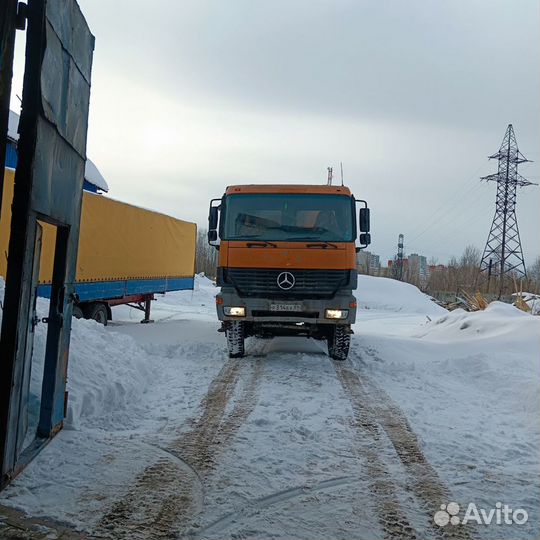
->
[270,303,302,312]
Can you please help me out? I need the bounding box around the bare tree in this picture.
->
[459,245,481,290]
[405,258,420,287]
[425,248,482,296]
[528,257,540,282]
[524,256,540,293]
[195,229,219,279]
[459,245,481,267]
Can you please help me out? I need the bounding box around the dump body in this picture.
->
[1,168,196,319]
[209,184,371,359]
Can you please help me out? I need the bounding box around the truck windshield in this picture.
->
[223,193,354,242]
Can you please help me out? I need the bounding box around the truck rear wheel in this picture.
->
[327,325,350,361]
[84,302,109,326]
[225,321,245,358]
[72,305,84,319]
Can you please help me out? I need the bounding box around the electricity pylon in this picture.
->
[478,124,536,296]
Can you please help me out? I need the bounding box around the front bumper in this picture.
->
[216,288,357,325]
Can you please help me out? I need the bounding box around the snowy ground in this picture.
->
[0,275,538,539]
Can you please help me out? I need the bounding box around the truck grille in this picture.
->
[222,268,352,298]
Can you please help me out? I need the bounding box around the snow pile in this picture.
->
[416,301,539,412]
[417,301,539,342]
[0,279,154,431]
[46,320,153,431]
[158,273,217,309]
[412,302,540,420]
[355,275,446,316]
[0,273,213,434]
[60,320,154,430]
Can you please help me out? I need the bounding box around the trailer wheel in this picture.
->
[327,325,350,361]
[84,302,108,326]
[72,305,84,319]
[225,321,245,358]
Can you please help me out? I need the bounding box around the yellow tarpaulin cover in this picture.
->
[1,168,196,284]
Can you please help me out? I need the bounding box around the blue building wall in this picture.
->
[5,140,18,169]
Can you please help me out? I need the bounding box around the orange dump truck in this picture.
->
[207,184,371,360]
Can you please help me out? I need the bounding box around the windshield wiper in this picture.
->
[306,241,338,249]
[226,235,277,247]
[246,240,277,248]
[284,237,338,248]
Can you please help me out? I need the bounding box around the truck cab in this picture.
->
[208,184,370,360]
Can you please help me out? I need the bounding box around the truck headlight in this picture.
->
[224,306,246,317]
[325,309,349,319]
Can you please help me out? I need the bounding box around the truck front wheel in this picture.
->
[225,321,245,358]
[327,325,351,361]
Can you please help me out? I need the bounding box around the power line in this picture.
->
[408,180,489,246]
[405,184,496,260]
[406,161,490,241]
[408,202,494,260]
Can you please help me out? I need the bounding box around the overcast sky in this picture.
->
[10,0,540,264]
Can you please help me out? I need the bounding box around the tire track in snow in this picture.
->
[95,457,199,540]
[168,358,244,471]
[170,357,264,472]
[360,371,473,540]
[334,362,418,539]
[336,357,472,540]
[94,357,264,539]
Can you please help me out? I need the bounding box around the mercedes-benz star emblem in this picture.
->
[277,271,295,290]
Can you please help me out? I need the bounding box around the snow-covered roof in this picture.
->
[7,110,109,192]
[8,110,19,141]
[84,158,109,192]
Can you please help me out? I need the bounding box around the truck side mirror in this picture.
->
[359,233,371,246]
[359,207,370,233]
[209,206,219,230]
[208,199,222,248]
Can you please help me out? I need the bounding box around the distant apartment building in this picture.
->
[408,253,428,280]
[428,264,447,274]
[357,251,381,274]
[387,254,429,281]
[387,259,407,269]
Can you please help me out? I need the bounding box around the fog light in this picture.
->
[224,306,246,317]
[325,309,348,319]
